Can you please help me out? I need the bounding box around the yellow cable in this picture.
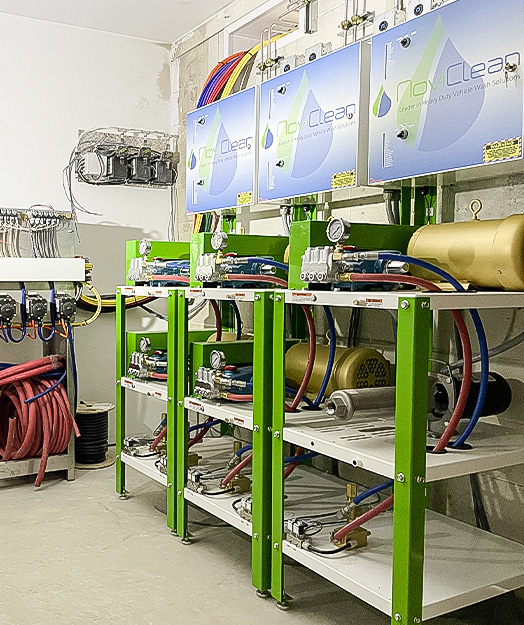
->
[221,33,288,99]
[193,214,203,234]
[70,282,102,327]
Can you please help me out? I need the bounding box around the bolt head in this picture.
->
[255,294,261,301]
[273,542,279,549]
[253,533,259,539]
[400,300,410,309]
[421,301,430,309]
[274,431,280,438]
[178,400,183,407]
[177,490,182,496]
[416,476,425,484]
[396,473,405,483]
[254,425,260,432]
[414,618,421,623]
[394,614,402,622]
[275,295,282,302]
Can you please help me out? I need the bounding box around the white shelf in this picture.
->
[283,467,524,620]
[121,452,167,487]
[121,377,168,402]
[118,285,172,298]
[183,436,253,535]
[284,412,524,482]
[185,397,253,430]
[0,257,85,282]
[282,289,524,311]
[184,287,257,302]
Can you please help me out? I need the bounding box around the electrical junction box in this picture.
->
[258,41,369,203]
[368,0,524,184]
[186,87,257,213]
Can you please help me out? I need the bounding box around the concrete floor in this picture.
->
[1,463,523,625]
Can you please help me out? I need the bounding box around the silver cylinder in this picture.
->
[326,387,396,421]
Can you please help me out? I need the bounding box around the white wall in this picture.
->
[0,13,173,438]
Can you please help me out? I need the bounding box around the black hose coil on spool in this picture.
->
[75,402,111,464]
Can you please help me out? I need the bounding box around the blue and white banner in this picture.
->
[369,0,524,183]
[258,43,362,202]
[186,87,256,213]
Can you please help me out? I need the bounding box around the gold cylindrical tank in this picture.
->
[407,207,524,290]
[285,343,390,397]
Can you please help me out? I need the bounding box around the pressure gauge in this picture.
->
[211,231,229,251]
[139,337,151,353]
[326,218,351,244]
[210,349,226,369]
[139,239,152,256]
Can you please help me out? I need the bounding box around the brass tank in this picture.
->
[285,343,390,397]
[407,201,524,290]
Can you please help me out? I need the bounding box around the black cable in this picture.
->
[307,542,354,556]
[204,489,235,496]
[470,473,491,532]
[347,308,361,348]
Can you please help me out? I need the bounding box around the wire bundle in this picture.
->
[0,356,79,487]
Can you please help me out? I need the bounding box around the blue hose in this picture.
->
[38,283,56,343]
[353,480,394,506]
[285,452,319,464]
[236,444,253,457]
[187,420,221,432]
[378,253,489,447]
[231,301,242,340]
[67,325,78,413]
[246,257,289,273]
[197,58,238,107]
[313,306,336,408]
[7,283,26,343]
[24,371,67,405]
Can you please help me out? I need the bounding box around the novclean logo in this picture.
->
[188,150,197,170]
[261,124,274,149]
[373,85,392,118]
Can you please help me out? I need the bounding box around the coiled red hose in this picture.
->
[0,356,78,487]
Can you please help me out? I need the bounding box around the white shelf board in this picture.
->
[121,377,168,402]
[118,285,172,298]
[0,258,85,282]
[284,412,524,482]
[282,289,524,311]
[0,452,72,480]
[183,436,253,535]
[184,287,257,302]
[185,397,253,430]
[121,452,167,487]
[283,467,524,620]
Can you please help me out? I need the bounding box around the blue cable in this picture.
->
[236,444,253,457]
[231,301,242,340]
[353,480,394,506]
[285,452,319,464]
[245,380,316,409]
[246,257,289,273]
[378,253,489,448]
[313,306,336,408]
[7,283,26,343]
[197,58,238,107]
[67,325,78,413]
[187,420,221,432]
[24,371,67,405]
[38,282,56,343]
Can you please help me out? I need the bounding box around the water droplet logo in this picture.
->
[373,86,392,118]
[261,125,274,149]
[188,150,197,170]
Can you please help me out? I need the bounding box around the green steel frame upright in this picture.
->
[116,288,126,496]
[169,290,183,533]
[270,294,431,621]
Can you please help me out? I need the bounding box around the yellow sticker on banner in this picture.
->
[332,170,356,189]
[484,138,522,163]
[237,191,253,206]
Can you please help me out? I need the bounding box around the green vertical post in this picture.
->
[115,288,126,495]
[251,292,274,595]
[166,290,177,531]
[176,289,189,539]
[271,294,287,604]
[392,297,431,625]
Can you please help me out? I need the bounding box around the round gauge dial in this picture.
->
[210,349,226,369]
[211,231,229,251]
[138,238,152,256]
[326,218,351,244]
[139,337,151,353]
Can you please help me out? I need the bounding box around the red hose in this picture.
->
[225,274,289,288]
[207,54,246,102]
[150,373,168,380]
[0,358,76,487]
[286,305,316,413]
[201,51,245,92]
[210,300,222,341]
[187,417,215,449]
[333,495,395,542]
[224,394,253,401]
[150,426,167,452]
[349,273,473,451]
[221,452,253,487]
